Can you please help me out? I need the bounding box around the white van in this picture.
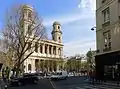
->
[50,71,68,80]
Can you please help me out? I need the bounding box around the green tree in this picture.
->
[86,49,96,70]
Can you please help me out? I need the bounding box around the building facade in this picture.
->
[21,5,64,73]
[96,0,120,80]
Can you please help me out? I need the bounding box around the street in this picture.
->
[51,76,120,89]
[8,76,120,89]
[8,78,54,89]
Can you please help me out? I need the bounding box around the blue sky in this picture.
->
[0,0,96,56]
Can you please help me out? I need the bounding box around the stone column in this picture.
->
[51,46,53,55]
[48,60,50,72]
[61,47,63,57]
[42,44,45,54]
[57,60,60,71]
[32,59,35,73]
[38,43,40,53]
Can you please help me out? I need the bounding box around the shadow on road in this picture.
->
[9,78,54,89]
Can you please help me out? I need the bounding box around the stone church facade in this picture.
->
[22,5,64,73]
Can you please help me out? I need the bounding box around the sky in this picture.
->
[0,0,96,56]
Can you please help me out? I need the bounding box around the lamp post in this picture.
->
[91,27,96,31]
[90,26,96,70]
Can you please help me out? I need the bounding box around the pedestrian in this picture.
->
[91,70,96,84]
[88,70,92,82]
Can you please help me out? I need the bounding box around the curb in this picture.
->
[103,83,119,87]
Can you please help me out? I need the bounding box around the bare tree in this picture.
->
[3,4,47,75]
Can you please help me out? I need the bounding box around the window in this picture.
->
[35,42,38,52]
[28,64,32,71]
[45,45,47,54]
[28,25,32,35]
[28,11,32,20]
[49,46,52,54]
[40,45,42,53]
[59,37,61,42]
[103,30,111,49]
[102,8,110,23]
[58,26,60,29]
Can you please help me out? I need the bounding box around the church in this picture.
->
[22,5,64,73]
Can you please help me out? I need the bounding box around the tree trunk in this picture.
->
[15,64,21,77]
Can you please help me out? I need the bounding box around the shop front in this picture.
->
[95,51,120,81]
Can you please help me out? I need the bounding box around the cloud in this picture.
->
[43,0,96,56]
[78,0,96,11]
[63,0,96,56]
[43,0,96,27]
[64,38,96,56]
[43,13,93,26]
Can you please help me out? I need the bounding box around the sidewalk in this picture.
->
[84,78,120,87]
[103,81,120,86]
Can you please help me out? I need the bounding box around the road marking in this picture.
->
[49,79,56,89]
[76,87,84,89]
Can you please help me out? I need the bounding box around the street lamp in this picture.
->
[90,27,96,70]
[91,27,96,31]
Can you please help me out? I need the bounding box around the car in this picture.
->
[10,73,39,86]
[68,72,74,77]
[50,71,68,80]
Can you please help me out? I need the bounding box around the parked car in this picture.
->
[10,73,39,86]
[68,72,74,77]
[50,71,68,80]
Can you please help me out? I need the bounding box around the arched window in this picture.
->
[49,45,52,54]
[28,64,32,71]
[45,45,47,54]
[59,37,61,42]
[58,26,60,29]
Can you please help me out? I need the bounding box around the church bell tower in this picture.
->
[51,21,62,43]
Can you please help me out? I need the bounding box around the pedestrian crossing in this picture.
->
[69,84,120,89]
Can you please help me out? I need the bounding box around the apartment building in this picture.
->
[96,0,120,80]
